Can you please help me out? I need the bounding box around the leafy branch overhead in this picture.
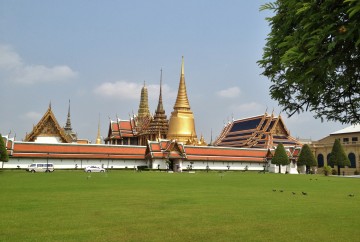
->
[259,0,360,124]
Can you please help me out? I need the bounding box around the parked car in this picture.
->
[84,166,105,172]
[27,163,54,173]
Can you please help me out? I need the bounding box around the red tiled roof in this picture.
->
[12,142,146,160]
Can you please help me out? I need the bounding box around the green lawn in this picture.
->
[0,170,359,242]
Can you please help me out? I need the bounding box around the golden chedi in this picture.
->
[167,57,197,144]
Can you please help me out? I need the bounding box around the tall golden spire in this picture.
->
[167,57,197,144]
[137,81,151,119]
[174,56,190,110]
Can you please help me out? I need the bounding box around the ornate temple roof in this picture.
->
[146,69,168,138]
[214,112,301,149]
[105,118,137,140]
[11,142,146,160]
[24,104,73,143]
[146,139,270,162]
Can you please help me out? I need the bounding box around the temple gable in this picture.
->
[24,104,73,143]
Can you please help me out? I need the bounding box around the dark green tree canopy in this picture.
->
[0,134,9,163]
[259,0,360,124]
[329,139,350,168]
[297,144,317,167]
[272,143,290,166]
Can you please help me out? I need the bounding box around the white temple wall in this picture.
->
[3,157,147,170]
[182,161,266,171]
[34,136,62,143]
[151,159,168,170]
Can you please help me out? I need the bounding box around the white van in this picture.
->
[27,163,54,173]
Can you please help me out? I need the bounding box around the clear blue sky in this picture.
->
[0,0,346,143]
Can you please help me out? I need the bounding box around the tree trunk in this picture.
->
[279,165,281,174]
[338,166,340,176]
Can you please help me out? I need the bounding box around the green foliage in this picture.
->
[0,134,9,162]
[271,143,290,173]
[297,144,317,167]
[329,139,350,168]
[259,0,360,124]
[323,165,332,176]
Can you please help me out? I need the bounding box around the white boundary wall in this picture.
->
[2,158,147,170]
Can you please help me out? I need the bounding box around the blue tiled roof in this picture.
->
[229,118,261,132]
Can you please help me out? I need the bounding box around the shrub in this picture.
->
[331,169,337,175]
[354,170,359,175]
[323,166,332,176]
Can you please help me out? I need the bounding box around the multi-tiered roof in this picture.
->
[214,112,301,149]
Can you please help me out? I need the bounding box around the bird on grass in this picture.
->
[292,192,296,195]
[280,190,284,192]
[272,189,276,192]
[302,192,307,195]
[348,194,355,197]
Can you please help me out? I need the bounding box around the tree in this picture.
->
[297,144,317,173]
[329,139,350,175]
[258,0,360,124]
[271,143,290,173]
[0,134,9,164]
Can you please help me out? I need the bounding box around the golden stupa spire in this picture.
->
[95,114,101,144]
[167,57,197,144]
[137,81,151,119]
[157,69,165,113]
[174,56,191,110]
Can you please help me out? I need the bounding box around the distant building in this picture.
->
[24,102,79,143]
[214,113,301,149]
[311,125,360,173]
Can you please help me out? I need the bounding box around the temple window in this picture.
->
[348,153,356,168]
[317,154,324,167]
[352,137,358,143]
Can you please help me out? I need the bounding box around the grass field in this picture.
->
[0,170,359,242]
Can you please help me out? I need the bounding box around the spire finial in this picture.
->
[181,56,184,75]
[96,113,101,144]
[174,56,190,109]
[156,68,164,112]
[64,99,72,132]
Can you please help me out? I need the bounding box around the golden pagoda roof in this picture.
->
[167,57,197,143]
[173,56,191,110]
[24,104,73,143]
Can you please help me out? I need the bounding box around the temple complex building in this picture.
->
[310,125,360,174]
[2,57,307,173]
[24,102,78,144]
[214,113,301,149]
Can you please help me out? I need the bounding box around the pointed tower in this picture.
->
[147,69,169,140]
[137,81,151,119]
[167,57,197,143]
[95,114,101,144]
[64,100,72,133]
[63,100,77,142]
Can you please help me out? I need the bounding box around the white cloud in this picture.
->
[94,81,142,100]
[231,102,265,114]
[23,111,43,121]
[216,86,241,98]
[0,44,77,84]
[94,81,177,101]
